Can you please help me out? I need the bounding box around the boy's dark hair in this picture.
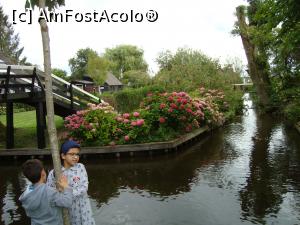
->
[22,159,44,183]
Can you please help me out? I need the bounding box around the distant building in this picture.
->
[101,72,123,93]
[72,76,95,92]
[72,72,123,94]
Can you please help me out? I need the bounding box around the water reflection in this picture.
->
[239,95,300,224]
[1,93,300,225]
[87,137,221,206]
[0,165,30,225]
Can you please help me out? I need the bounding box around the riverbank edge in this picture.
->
[0,126,209,157]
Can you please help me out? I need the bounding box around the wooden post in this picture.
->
[4,66,11,100]
[6,101,14,149]
[69,83,73,109]
[36,101,46,149]
[31,68,36,95]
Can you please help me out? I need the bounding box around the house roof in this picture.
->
[72,80,94,85]
[71,72,123,86]
[105,72,123,86]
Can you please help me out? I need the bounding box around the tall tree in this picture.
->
[0,5,26,63]
[154,48,241,91]
[252,0,300,108]
[69,48,110,84]
[122,70,151,88]
[68,48,97,80]
[86,51,110,85]
[0,4,27,131]
[52,68,67,80]
[25,0,70,224]
[234,0,300,117]
[104,45,148,79]
[234,4,273,110]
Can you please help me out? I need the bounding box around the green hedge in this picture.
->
[101,85,165,113]
[0,103,34,115]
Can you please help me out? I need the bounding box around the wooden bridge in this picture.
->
[233,83,253,91]
[0,61,100,149]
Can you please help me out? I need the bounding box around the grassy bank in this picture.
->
[0,111,64,149]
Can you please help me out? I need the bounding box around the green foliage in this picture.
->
[63,89,231,146]
[196,87,243,122]
[52,68,67,79]
[106,85,165,113]
[242,0,300,121]
[283,103,300,123]
[68,48,97,80]
[84,109,118,145]
[25,0,65,10]
[86,52,110,85]
[0,103,34,115]
[0,6,26,63]
[122,70,151,88]
[64,103,116,146]
[104,45,148,79]
[68,48,110,84]
[154,48,242,92]
[140,92,205,131]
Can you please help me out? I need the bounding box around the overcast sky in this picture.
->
[2,0,247,75]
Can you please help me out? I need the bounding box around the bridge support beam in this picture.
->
[36,101,46,149]
[6,102,14,149]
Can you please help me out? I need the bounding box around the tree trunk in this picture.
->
[38,0,70,224]
[236,6,273,110]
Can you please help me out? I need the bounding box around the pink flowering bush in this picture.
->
[197,87,226,126]
[64,90,227,146]
[140,91,204,133]
[64,102,118,145]
[113,111,151,144]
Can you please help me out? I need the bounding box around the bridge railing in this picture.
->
[0,64,101,110]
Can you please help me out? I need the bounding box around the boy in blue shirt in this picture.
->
[19,159,72,225]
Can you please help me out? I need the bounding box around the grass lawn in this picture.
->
[0,111,65,149]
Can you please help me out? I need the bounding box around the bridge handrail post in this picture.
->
[69,83,74,109]
[4,66,11,100]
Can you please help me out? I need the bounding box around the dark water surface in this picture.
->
[1,94,300,225]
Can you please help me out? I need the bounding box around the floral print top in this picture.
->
[47,163,95,225]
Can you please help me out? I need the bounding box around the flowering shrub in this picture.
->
[197,87,226,126]
[64,102,118,145]
[140,91,204,133]
[199,87,229,112]
[64,90,226,146]
[113,110,151,144]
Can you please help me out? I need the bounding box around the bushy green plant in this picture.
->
[140,91,204,132]
[113,110,151,144]
[284,103,300,123]
[64,102,117,145]
[104,85,165,113]
[64,89,228,146]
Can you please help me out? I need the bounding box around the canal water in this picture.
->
[1,93,300,225]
